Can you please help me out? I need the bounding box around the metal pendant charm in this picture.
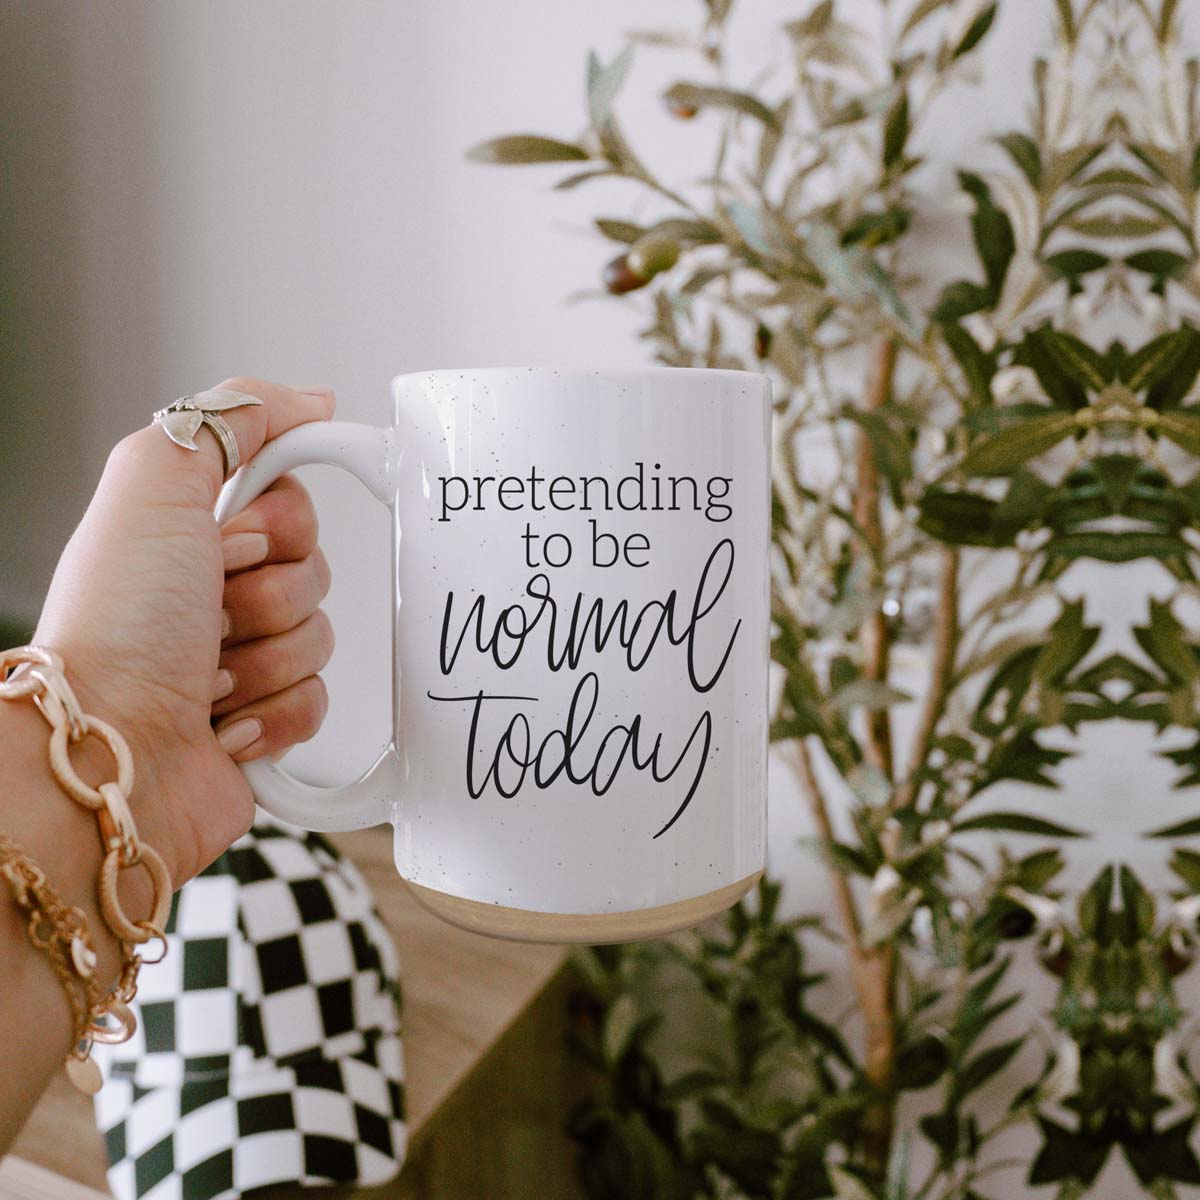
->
[156,405,206,451]
[70,934,97,979]
[89,998,138,1045]
[66,1053,103,1094]
[153,389,263,452]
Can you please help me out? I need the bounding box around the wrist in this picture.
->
[28,637,180,882]
[0,690,158,993]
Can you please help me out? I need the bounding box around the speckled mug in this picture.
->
[214,367,771,943]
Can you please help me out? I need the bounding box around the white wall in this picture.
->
[0,6,1156,1193]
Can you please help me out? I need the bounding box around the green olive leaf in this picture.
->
[465,135,589,165]
[960,412,1078,476]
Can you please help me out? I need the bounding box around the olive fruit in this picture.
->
[665,97,698,119]
[997,901,1036,939]
[603,253,649,295]
[1039,945,1071,977]
[754,322,773,360]
[566,988,605,1032]
[1164,946,1193,978]
[628,234,680,280]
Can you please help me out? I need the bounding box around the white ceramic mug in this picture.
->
[214,367,771,942]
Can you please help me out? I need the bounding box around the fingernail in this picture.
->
[295,386,332,396]
[212,669,235,702]
[221,609,232,639]
[217,717,262,756]
[222,532,269,572]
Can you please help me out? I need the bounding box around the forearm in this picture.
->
[0,697,152,1151]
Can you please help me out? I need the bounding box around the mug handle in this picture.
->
[212,419,402,831]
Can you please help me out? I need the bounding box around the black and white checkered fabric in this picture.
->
[92,816,407,1200]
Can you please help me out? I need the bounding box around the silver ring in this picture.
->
[200,412,241,479]
[152,388,264,482]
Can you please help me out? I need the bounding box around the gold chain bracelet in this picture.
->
[0,645,172,1093]
[0,833,106,1087]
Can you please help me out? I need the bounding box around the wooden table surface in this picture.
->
[4,827,571,1199]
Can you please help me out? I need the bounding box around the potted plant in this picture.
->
[470,2,1200,1194]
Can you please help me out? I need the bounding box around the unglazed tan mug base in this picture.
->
[401,870,764,944]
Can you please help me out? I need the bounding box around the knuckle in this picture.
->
[265,572,298,631]
[223,480,320,561]
[277,482,320,555]
[295,675,328,736]
[311,547,332,599]
[270,634,300,689]
[313,610,336,666]
[298,488,320,544]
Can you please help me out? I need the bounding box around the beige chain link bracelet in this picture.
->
[0,645,171,1093]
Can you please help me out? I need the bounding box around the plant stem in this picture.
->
[857,949,898,1177]
[844,335,902,1174]
[855,336,898,780]
[788,734,897,1177]
[895,546,960,811]
[789,739,862,943]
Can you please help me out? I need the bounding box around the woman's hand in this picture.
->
[31,378,336,886]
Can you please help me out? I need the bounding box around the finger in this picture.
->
[219,474,319,572]
[116,380,336,509]
[221,548,331,645]
[211,609,334,718]
[214,674,329,762]
[191,377,336,502]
